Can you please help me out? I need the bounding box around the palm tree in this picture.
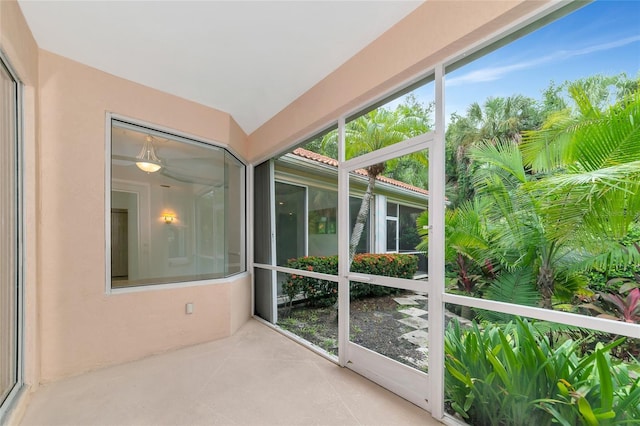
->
[521,85,640,272]
[323,105,430,262]
[444,95,542,207]
[470,86,640,309]
[417,198,493,294]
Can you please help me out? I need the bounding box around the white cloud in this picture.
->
[446,35,640,87]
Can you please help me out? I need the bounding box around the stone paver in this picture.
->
[407,295,428,301]
[399,329,429,347]
[398,316,429,330]
[398,307,428,317]
[400,354,429,369]
[393,297,419,306]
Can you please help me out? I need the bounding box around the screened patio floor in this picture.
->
[19,319,441,425]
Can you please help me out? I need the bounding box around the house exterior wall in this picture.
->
[247,0,548,162]
[274,154,428,260]
[36,50,250,383]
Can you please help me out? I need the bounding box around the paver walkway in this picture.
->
[395,293,430,368]
[394,293,472,369]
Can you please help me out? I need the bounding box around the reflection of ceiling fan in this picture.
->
[135,135,162,173]
[111,154,220,186]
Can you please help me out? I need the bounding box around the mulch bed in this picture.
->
[277,292,428,369]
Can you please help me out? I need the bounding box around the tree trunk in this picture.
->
[349,170,379,263]
[537,262,554,309]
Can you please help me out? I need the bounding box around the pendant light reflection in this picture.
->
[136,135,162,173]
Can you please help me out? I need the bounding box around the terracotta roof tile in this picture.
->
[291,148,428,196]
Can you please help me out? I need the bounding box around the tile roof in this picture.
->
[292,148,428,196]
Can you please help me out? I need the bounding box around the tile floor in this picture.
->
[19,319,442,426]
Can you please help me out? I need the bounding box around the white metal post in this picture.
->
[337,116,350,367]
[248,163,255,316]
[428,63,446,419]
[269,160,278,324]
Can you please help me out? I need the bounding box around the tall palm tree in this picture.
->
[323,106,430,262]
[522,86,640,246]
[445,95,541,207]
[471,86,640,309]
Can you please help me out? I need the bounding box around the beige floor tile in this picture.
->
[20,319,442,426]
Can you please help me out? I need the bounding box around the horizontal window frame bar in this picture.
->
[341,131,433,174]
[444,293,640,339]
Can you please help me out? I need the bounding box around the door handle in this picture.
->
[348,274,371,282]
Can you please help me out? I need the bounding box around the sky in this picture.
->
[393,0,640,124]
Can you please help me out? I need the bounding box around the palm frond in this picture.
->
[469,140,527,185]
[476,268,539,322]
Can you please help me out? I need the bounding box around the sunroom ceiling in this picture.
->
[18,0,424,134]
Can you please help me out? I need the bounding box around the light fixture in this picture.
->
[136,135,162,173]
[163,213,176,224]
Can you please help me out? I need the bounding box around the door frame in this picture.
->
[0,50,24,422]
[337,129,437,411]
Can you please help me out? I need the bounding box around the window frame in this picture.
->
[105,113,247,294]
[0,51,25,422]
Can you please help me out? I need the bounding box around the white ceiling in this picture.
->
[18,0,424,134]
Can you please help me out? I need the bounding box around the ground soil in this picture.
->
[277,292,428,369]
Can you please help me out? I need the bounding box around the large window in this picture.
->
[255,1,640,422]
[109,118,245,289]
[0,56,21,415]
[440,0,640,422]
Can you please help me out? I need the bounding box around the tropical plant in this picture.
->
[464,140,589,309]
[321,103,431,262]
[520,84,640,302]
[444,95,543,207]
[433,81,640,311]
[445,318,640,425]
[417,197,492,297]
[582,285,640,324]
[536,341,640,425]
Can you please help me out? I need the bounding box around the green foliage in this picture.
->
[285,256,339,307]
[285,254,418,306]
[585,223,640,293]
[427,75,640,313]
[476,269,540,322]
[445,318,640,425]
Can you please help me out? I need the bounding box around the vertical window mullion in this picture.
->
[0,54,22,419]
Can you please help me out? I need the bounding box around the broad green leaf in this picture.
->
[577,397,599,426]
[595,350,613,411]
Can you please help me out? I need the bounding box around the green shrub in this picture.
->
[585,223,640,293]
[286,256,339,307]
[445,318,640,425]
[285,254,418,306]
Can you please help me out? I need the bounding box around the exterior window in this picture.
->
[386,202,398,252]
[109,118,245,289]
[275,182,306,266]
[398,205,422,252]
[0,57,20,413]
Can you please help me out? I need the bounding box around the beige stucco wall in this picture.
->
[247,0,548,162]
[37,50,250,382]
[0,0,41,399]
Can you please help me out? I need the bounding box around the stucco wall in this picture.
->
[37,50,250,382]
[247,0,548,162]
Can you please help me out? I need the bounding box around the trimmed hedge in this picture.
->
[284,253,419,307]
